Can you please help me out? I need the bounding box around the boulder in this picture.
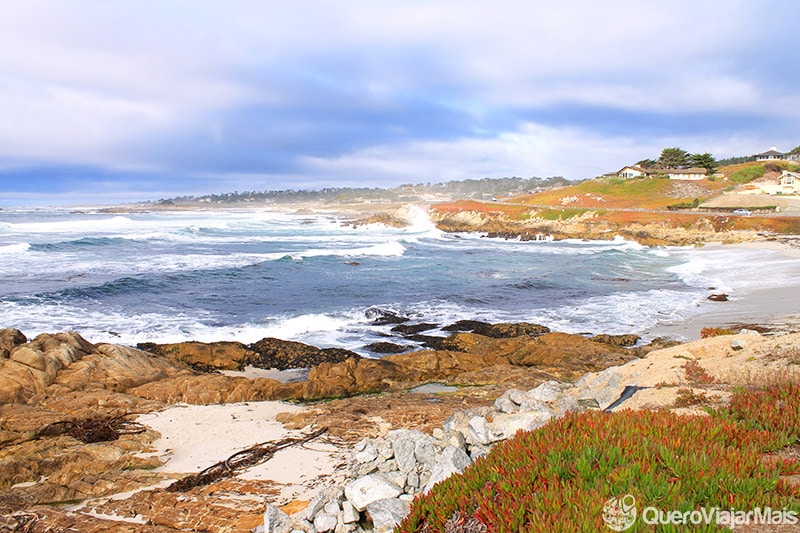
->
[590,334,641,347]
[249,338,360,370]
[423,445,472,493]
[442,320,549,338]
[366,498,411,533]
[390,323,439,335]
[344,474,402,512]
[0,328,27,359]
[137,340,253,371]
[363,342,410,354]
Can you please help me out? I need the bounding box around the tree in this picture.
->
[789,145,800,155]
[688,152,719,174]
[658,147,689,169]
[635,158,658,169]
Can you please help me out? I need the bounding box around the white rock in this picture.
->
[506,389,530,405]
[354,440,378,464]
[494,396,517,414]
[528,380,566,402]
[264,504,289,533]
[467,416,500,445]
[341,501,360,524]
[366,498,411,533]
[489,411,553,440]
[392,438,417,473]
[314,513,338,532]
[423,445,472,493]
[345,474,403,512]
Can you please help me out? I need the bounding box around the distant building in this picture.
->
[667,167,707,181]
[616,165,652,179]
[742,170,800,195]
[787,153,800,162]
[754,147,785,161]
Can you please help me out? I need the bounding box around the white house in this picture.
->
[754,147,785,161]
[667,167,707,181]
[743,171,800,195]
[616,165,651,179]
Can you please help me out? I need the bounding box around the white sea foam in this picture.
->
[292,240,405,259]
[0,242,30,254]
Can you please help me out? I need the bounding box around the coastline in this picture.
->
[644,239,800,340]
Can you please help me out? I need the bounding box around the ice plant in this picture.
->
[398,384,800,532]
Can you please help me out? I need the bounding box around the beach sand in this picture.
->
[137,401,348,503]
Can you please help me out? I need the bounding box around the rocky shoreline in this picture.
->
[2,318,799,532]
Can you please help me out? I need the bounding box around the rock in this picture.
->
[392,438,417,473]
[489,411,553,440]
[341,501,359,524]
[707,293,729,302]
[423,446,472,493]
[354,440,378,464]
[363,342,410,354]
[571,367,624,410]
[442,320,550,338]
[365,307,409,325]
[313,513,338,532]
[390,323,439,335]
[442,320,493,333]
[249,337,360,370]
[504,333,634,378]
[0,328,27,359]
[366,498,410,533]
[136,340,251,371]
[467,416,499,445]
[577,398,601,410]
[264,504,289,533]
[494,396,517,414]
[731,338,747,351]
[527,380,567,402]
[590,334,641,347]
[344,474,402,512]
[481,323,551,339]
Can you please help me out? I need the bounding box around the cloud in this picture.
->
[0,0,799,203]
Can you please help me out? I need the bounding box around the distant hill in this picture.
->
[151,176,574,206]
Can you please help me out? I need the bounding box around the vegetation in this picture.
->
[153,176,573,206]
[728,164,766,184]
[399,383,800,533]
[658,147,689,169]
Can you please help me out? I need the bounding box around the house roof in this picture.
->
[755,148,785,157]
[667,167,707,174]
[617,165,650,174]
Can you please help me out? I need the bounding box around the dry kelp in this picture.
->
[167,426,327,492]
[34,414,146,444]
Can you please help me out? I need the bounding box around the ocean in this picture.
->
[1,206,799,353]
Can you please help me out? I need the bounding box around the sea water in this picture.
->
[1,206,798,352]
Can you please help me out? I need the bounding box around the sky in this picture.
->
[1,0,799,206]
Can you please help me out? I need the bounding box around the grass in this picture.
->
[398,383,800,533]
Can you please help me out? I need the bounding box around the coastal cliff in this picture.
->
[429,204,763,246]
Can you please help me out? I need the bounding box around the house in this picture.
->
[743,170,800,195]
[616,165,651,179]
[667,167,707,181]
[787,153,800,162]
[754,147,785,161]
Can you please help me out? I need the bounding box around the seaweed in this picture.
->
[166,426,327,492]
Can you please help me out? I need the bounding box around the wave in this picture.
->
[0,242,30,254]
[290,241,406,259]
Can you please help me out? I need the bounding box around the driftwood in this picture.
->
[34,414,146,444]
[166,426,328,492]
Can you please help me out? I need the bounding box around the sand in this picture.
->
[137,401,348,502]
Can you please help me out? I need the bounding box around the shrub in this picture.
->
[729,165,766,184]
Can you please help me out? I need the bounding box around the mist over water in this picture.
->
[1,207,798,352]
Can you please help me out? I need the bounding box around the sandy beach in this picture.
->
[137,402,348,503]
